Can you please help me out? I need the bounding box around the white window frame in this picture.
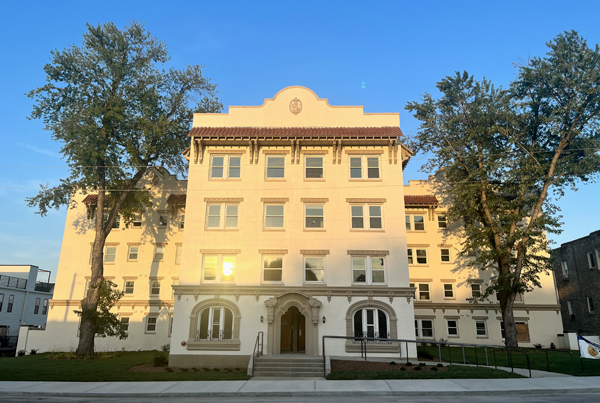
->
[410,282,431,301]
[415,319,434,339]
[197,306,234,341]
[353,308,390,339]
[34,298,40,314]
[265,155,286,179]
[145,316,157,333]
[120,317,130,332]
[350,204,383,230]
[131,214,142,228]
[158,213,168,228]
[150,280,161,296]
[447,320,459,337]
[561,261,569,277]
[475,320,488,337]
[206,203,239,229]
[127,245,139,261]
[104,246,117,264]
[304,155,324,179]
[304,255,325,283]
[587,297,595,314]
[349,156,380,179]
[443,283,455,299]
[264,204,285,229]
[351,255,386,285]
[437,215,447,229]
[588,252,597,269]
[440,248,451,263]
[7,295,14,313]
[407,248,427,265]
[471,283,482,298]
[304,204,324,229]
[406,215,425,231]
[175,245,182,265]
[153,244,165,262]
[209,154,242,179]
[124,280,135,295]
[262,255,284,284]
[42,299,48,315]
[202,254,236,283]
[567,300,573,315]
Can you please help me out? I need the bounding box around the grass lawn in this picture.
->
[0,352,250,382]
[420,346,600,376]
[326,365,524,380]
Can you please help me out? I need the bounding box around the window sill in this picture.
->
[441,262,453,265]
[144,331,157,335]
[303,282,326,286]
[352,283,388,286]
[304,178,326,182]
[265,179,286,182]
[406,230,427,233]
[444,298,456,300]
[205,228,240,231]
[262,281,284,285]
[345,340,399,353]
[129,227,143,230]
[447,335,460,338]
[348,179,382,182]
[350,229,385,232]
[104,263,116,265]
[304,228,326,232]
[476,336,489,339]
[186,340,241,351]
[263,228,285,232]
[208,178,242,181]
[409,265,429,267]
[127,260,138,263]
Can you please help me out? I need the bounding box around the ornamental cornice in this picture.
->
[258,249,288,254]
[204,198,244,203]
[199,249,241,254]
[346,198,386,203]
[347,250,389,256]
[300,249,330,255]
[301,198,329,203]
[261,198,289,203]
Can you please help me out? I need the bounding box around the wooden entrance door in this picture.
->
[280,306,305,353]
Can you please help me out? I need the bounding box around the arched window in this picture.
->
[353,308,389,340]
[197,307,234,341]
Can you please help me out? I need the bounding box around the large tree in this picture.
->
[406,31,600,347]
[27,21,222,356]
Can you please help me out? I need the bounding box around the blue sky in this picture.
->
[1,1,599,280]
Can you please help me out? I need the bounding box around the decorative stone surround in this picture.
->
[300,249,330,255]
[204,197,244,202]
[346,198,386,203]
[301,198,329,203]
[347,250,389,256]
[258,249,288,254]
[261,198,289,203]
[199,249,241,254]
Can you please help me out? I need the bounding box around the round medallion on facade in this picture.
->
[289,98,302,115]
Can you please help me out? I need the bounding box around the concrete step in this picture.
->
[253,370,324,377]
[255,362,323,368]
[252,355,324,378]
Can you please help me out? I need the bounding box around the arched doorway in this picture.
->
[280,306,306,353]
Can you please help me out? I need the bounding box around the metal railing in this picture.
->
[34,282,55,293]
[322,334,581,378]
[250,331,264,377]
[0,275,27,290]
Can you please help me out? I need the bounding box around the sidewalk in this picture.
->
[2,376,600,398]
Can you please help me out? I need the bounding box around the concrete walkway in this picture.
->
[2,376,600,398]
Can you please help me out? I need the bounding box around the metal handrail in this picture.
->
[322,334,577,378]
[250,331,263,377]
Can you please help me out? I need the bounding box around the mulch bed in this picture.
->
[331,359,448,373]
[129,364,243,373]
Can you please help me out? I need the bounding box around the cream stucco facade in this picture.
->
[21,87,563,365]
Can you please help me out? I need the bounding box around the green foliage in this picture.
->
[29,349,38,355]
[47,351,121,360]
[417,346,434,360]
[389,361,397,365]
[405,31,600,346]
[153,351,168,367]
[73,280,127,340]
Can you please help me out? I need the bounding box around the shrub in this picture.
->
[161,343,170,352]
[235,367,241,371]
[436,363,443,368]
[413,366,421,371]
[203,368,211,371]
[430,367,438,371]
[191,367,198,371]
[534,343,543,349]
[405,362,412,366]
[400,367,406,371]
[550,343,557,350]
[389,361,396,365]
[181,368,189,372]
[153,351,168,367]
[417,346,434,360]
[213,368,221,372]
[165,367,173,372]
[30,349,39,355]
[419,363,426,367]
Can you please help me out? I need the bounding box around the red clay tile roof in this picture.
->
[82,194,98,204]
[404,195,438,205]
[167,194,187,205]
[188,126,403,139]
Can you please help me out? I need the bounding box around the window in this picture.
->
[351,205,383,230]
[104,246,117,263]
[415,319,434,338]
[175,245,182,265]
[103,212,120,229]
[120,317,130,332]
[153,244,165,262]
[42,299,48,315]
[206,203,238,229]
[444,283,454,299]
[132,214,142,228]
[561,261,569,277]
[475,320,487,337]
[471,284,482,298]
[353,308,389,339]
[567,301,574,317]
[441,248,451,262]
[304,256,325,282]
[438,215,447,228]
[151,281,161,296]
[352,256,386,284]
[407,248,427,265]
[264,204,284,228]
[588,252,597,269]
[447,320,459,337]
[263,255,283,283]
[158,214,169,228]
[0,294,3,311]
[128,246,139,261]
[210,155,241,179]
[197,306,234,340]
[588,297,595,314]
[406,215,425,231]
[34,298,41,314]
[202,255,235,283]
[305,205,324,229]
[124,281,135,295]
[266,156,285,178]
[349,156,380,179]
[410,283,430,300]
[305,156,324,179]
[500,321,530,341]
[7,295,14,313]
[146,316,157,333]
[180,214,185,229]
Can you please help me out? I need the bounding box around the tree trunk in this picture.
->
[500,293,518,348]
